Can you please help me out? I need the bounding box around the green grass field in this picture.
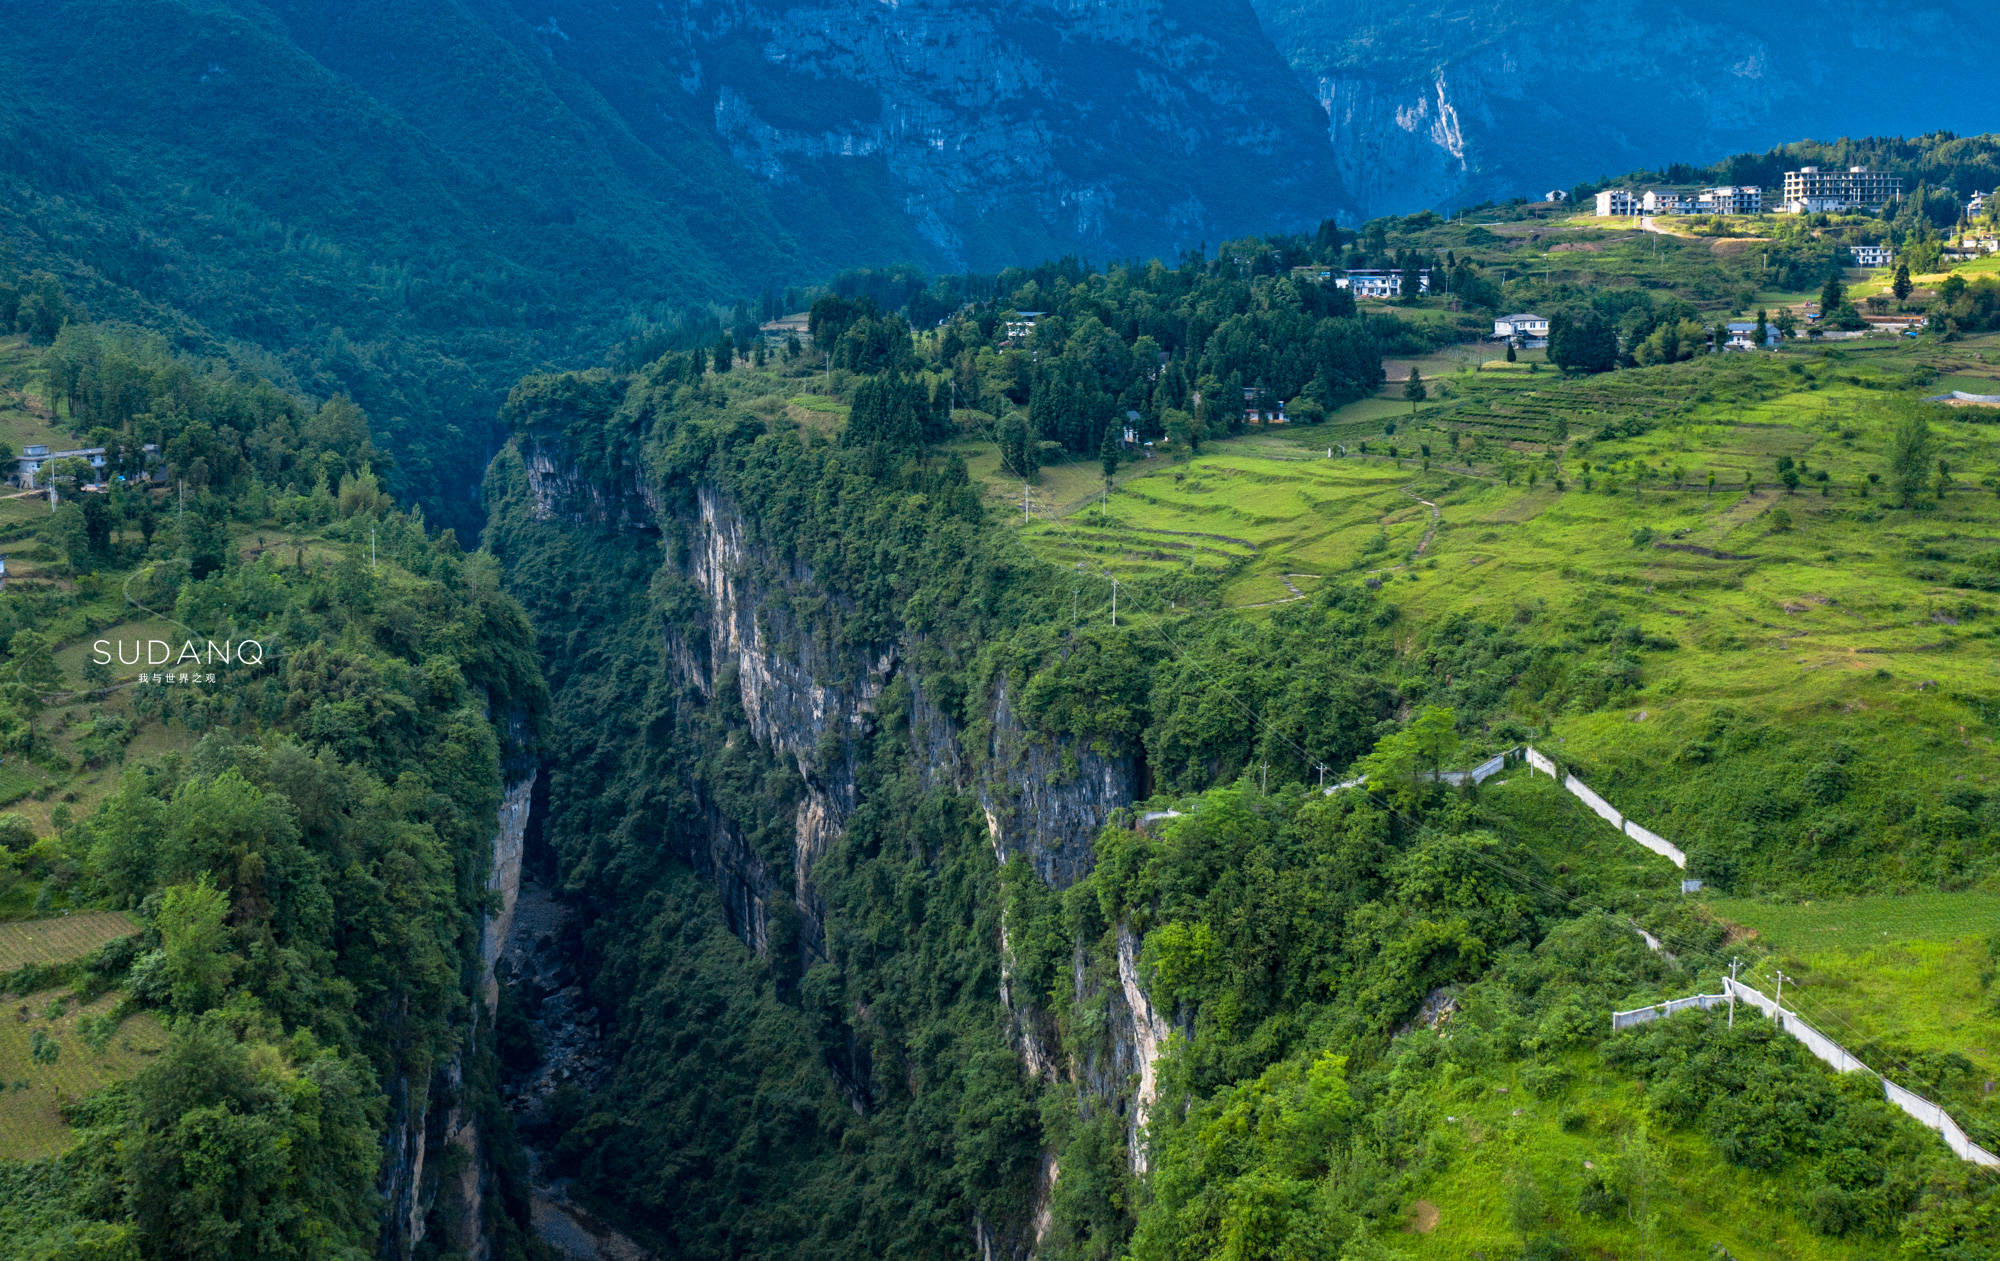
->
[0,987,166,1160]
[1397,1055,1883,1261]
[1702,891,2000,1096]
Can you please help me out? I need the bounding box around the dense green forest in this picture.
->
[0,271,548,1258]
[483,220,2000,1259]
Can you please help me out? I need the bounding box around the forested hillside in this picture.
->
[482,212,2000,1257]
[0,0,1345,531]
[0,271,548,1258]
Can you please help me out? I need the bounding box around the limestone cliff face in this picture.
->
[517,443,1141,965]
[513,0,1349,268]
[1253,0,2000,218]
[379,768,538,1261]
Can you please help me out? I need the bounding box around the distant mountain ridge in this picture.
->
[1249,0,2000,217]
[0,0,1345,520]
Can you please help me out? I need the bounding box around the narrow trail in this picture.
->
[1405,487,1441,555]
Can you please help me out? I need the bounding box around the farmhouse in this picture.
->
[1493,313,1549,341]
[1001,310,1045,343]
[1242,387,1288,425]
[14,445,107,489]
[1724,321,1782,350]
[1339,269,1429,299]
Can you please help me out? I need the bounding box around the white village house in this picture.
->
[1725,321,1782,350]
[1493,313,1549,341]
[1001,311,1045,343]
[1338,269,1430,299]
[1850,244,1894,268]
[14,444,107,489]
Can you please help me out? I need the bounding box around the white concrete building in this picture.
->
[1698,186,1762,215]
[1782,167,1902,214]
[1850,244,1894,268]
[1595,189,1639,217]
[1002,311,1045,343]
[1493,313,1550,341]
[1641,190,1696,216]
[1338,269,1429,299]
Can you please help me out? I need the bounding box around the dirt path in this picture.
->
[1405,487,1442,555]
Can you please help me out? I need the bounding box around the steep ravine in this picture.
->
[380,768,539,1260]
[493,435,1176,1253]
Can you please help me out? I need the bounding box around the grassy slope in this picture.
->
[967,333,2000,1177]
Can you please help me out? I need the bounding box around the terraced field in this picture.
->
[1018,453,1431,605]
[0,912,137,972]
[0,988,166,1160]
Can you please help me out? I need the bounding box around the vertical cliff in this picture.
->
[378,768,538,1260]
[494,427,1174,1251]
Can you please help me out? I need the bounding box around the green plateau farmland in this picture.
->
[979,330,2000,1139]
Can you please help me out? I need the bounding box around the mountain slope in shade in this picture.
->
[0,0,1346,522]
[1250,0,2000,217]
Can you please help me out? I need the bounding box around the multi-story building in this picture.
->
[1970,190,1990,219]
[1641,189,1696,215]
[1698,186,1762,215]
[1781,167,1902,214]
[1339,269,1429,299]
[1850,244,1894,268]
[1595,189,1639,217]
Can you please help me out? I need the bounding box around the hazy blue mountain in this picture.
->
[1250,0,2000,216]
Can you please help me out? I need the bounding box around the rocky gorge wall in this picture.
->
[378,768,539,1261]
[511,435,1183,1247]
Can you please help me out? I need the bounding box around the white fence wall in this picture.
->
[1623,820,1687,869]
[1711,977,2000,1168]
[1518,745,1688,871]
[1565,773,1624,830]
[1610,992,1728,1030]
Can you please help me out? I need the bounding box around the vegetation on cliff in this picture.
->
[0,280,546,1258]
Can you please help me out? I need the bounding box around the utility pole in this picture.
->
[1024,483,1030,524]
[1727,957,1741,1028]
[370,528,377,571]
[1260,762,1268,793]
[1110,577,1117,628]
[1774,969,1792,1023]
